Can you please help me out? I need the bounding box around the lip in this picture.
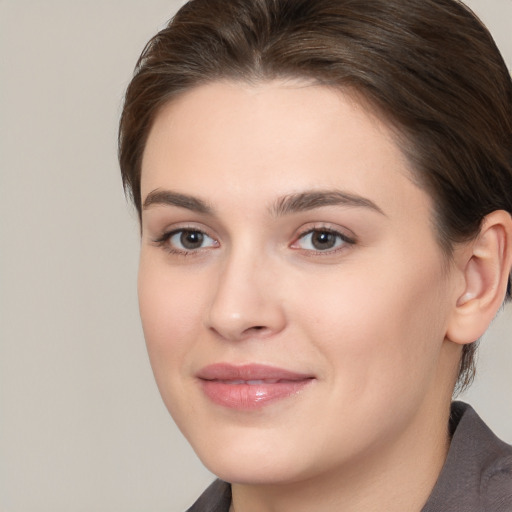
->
[197,363,315,410]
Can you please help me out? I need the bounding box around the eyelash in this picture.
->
[152,227,218,256]
[291,227,356,255]
[152,226,356,257]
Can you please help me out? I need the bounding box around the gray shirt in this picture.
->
[186,402,512,511]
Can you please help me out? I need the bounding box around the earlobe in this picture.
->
[447,210,512,345]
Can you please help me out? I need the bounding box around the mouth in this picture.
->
[197,363,315,410]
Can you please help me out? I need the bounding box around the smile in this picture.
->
[197,364,315,410]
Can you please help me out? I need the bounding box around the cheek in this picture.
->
[137,256,206,379]
[296,251,451,395]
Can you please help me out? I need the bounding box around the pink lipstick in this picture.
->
[197,364,314,410]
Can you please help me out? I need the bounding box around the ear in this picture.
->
[446,210,512,345]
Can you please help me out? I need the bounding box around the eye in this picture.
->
[293,228,353,252]
[155,228,218,254]
[170,229,215,250]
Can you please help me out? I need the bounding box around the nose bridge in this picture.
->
[206,241,286,341]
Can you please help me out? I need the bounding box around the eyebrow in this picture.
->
[142,189,212,214]
[270,190,385,217]
[142,188,384,217]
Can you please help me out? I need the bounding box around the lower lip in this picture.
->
[200,379,313,410]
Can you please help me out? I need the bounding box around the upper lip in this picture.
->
[197,363,314,382]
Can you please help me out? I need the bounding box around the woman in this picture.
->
[119,0,512,510]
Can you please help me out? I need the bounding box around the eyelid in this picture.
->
[151,225,220,255]
[290,225,356,253]
[149,222,355,257]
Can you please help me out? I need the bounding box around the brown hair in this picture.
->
[119,0,512,391]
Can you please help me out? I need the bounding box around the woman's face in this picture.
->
[138,81,462,484]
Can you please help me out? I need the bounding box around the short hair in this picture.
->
[119,0,512,391]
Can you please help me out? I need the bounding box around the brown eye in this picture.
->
[310,231,337,250]
[294,229,353,252]
[166,229,217,252]
[180,230,205,249]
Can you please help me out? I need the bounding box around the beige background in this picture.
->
[0,1,511,511]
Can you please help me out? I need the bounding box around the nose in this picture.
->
[205,248,287,342]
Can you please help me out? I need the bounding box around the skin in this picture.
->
[138,80,470,511]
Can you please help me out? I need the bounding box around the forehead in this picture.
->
[140,80,431,220]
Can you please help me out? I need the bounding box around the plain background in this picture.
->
[0,1,511,511]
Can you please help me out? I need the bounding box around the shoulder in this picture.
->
[423,401,512,512]
[481,439,512,512]
[186,479,231,512]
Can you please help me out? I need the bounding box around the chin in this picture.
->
[202,455,303,486]
[185,425,310,485]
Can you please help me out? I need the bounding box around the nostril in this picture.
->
[237,325,269,339]
[243,325,267,335]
